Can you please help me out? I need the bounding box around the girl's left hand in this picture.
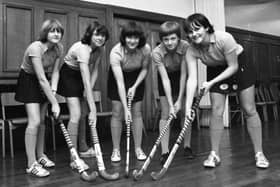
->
[127,86,136,100]
[88,109,97,124]
[174,100,181,113]
[201,81,214,94]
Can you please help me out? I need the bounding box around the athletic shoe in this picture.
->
[111,149,121,162]
[70,159,89,171]
[203,151,221,168]
[26,161,50,177]
[79,147,96,158]
[255,152,269,169]
[184,147,196,159]
[38,155,55,168]
[160,152,169,165]
[135,148,147,161]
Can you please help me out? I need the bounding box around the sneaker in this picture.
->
[255,152,269,169]
[160,152,169,165]
[135,148,147,161]
[26,161,50,177]
[203,151,221,168]
[38,155,55,168]
[184,147,196,159]
[111,149,121,162]
[70,158,89,171]
[79,147,96,158]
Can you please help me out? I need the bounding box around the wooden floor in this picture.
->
[1,120,280,187]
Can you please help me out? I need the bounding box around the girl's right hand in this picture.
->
[169,105,177,118]
[52,102,60,118]
[124,108,132,124]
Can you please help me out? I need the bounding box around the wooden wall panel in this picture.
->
[4,5,33,72]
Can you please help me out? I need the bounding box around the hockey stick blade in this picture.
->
[80,171,98,182]
[151,168,167,180]
[99,170,120,181]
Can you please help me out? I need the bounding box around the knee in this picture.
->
[28,117,41,128]
[211,105,224,118]
[160,107,169,120]
[112,106,123,121]
[69,112,81,123]
[243,105,257,118]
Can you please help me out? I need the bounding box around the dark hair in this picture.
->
[159,21,181,40]
[119,21,146,49]
[183,13,214,36]
[39,19,64,43]
[81,21,109,45]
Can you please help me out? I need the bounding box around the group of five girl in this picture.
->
[15,13,269,178]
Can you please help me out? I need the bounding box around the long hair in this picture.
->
[81,21,109,45]
[159,21,181,41]
[38,19,64,43]
[119,21,146,49]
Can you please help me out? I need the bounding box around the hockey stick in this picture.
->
[151,88,205,180]
[55,118,98,182]
[89,119,120,180]
[125,96,133,178]
[132,114,175,181]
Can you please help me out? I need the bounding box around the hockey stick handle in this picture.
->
[125,96,133,177]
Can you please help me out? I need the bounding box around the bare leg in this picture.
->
[110,100,124,150]
[159,96,170,154]
[209,93,226,155]
[239,85,263,153]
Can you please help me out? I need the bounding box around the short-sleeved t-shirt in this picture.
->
[188,30,243,66]
[20,41,63,74]
[151,40,189,72]
[64,41,102,70]
[110,43,151,72]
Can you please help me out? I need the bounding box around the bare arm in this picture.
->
[32,57,58,105]
[176,58,187,106]
[90,56,100,89]
[207,51,238,88]
[79,62,96,115]
[185,49,198,116]
[158,65,173,108]
[111,65,128,110]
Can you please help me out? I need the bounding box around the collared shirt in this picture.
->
[64,41,102,70]
[189,30,243,66]
[21,41,63,74]
[110,43,151,72]
[151,40,189,72]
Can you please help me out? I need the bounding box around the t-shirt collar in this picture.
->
[162,40,184,55]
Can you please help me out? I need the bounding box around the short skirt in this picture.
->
[57,63,84,98]
[207,53,257,94]
[15,69,47,103]
[107,68,145,102]
[158,70,181,97]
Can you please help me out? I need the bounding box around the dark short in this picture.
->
[207,54,257,94]
[57,63,84,98]
[107,67,145,102]
[15,69,47,103]
[158,70,181,97]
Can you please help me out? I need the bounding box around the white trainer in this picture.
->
[255,152,269,169]
[203,151,221,168]
[111,149,121,162]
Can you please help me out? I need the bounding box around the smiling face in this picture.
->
[162,33,180,51]
[187,22,209,45]
[47,27,62,44]
[125,35,140,50]
[91,30,106,47]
